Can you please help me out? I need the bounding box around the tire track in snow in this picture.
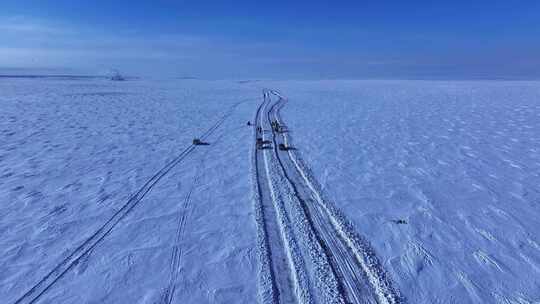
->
[253,93,311,304]
[251,97,280,303]
[162,104,238,303]
[161,150,208,304]
[12,101,245,304]
[264,96,346,304]
[266,90,403,304]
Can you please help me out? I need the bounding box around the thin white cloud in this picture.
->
[0,16,232,74]
[0,16,72,35]
[0,15,418,78]
[0,17,305,77]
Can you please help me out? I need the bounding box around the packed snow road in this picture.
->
[252,95,299,304]
[252,90,401,304]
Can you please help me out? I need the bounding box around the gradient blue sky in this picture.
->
[1,0,539,79]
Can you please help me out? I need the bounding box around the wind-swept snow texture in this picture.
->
[1,78,260,303]
[2,78,540,304]
[263,80,540,303]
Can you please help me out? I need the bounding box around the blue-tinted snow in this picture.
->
[2,78,540,303]
[0,78,259,303]
[269,80,540,303]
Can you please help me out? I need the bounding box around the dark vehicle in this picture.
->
[193,138,209,145]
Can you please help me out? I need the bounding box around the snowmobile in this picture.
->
[193,138,209,145]
[257,138,271,149]
[278,143,290,151]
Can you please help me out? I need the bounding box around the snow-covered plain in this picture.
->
[1,78,540,303]
[269,80,540,303]
[0,78,260,303]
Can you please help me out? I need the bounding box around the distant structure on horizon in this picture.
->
[110,69,125,81]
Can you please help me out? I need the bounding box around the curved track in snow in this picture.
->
[12,101,244,304]
[253,90,403,304]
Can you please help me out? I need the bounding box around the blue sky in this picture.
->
[1,0,539,79]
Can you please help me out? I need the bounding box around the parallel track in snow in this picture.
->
[252,95,302,304]
[161,150,207,304]
[271,94,402,303]
[12,101,244,304]
[253,90,403,304]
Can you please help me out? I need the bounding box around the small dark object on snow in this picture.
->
[257,138,271,149]
[279,143,293,151]
[247,121,252,126]
[193,138,209,146]
[393,219,408,225]
[271,121,279,132]
[271,121,287,133]
[110,70,125,81]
